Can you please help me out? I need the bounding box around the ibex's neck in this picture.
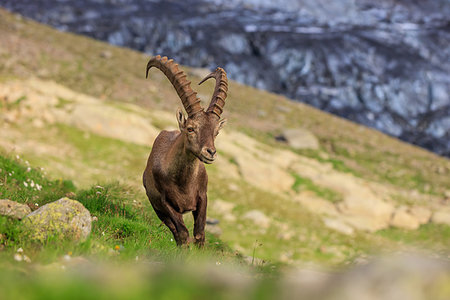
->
[167,133,200,184]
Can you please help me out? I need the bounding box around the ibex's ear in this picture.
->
[217,118,227,131]
[176,108,186,130]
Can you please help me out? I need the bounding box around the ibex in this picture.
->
[143,55,228,247]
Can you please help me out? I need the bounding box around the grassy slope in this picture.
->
[0,8,449,267]
[0,154,231,261]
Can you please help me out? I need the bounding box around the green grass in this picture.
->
[0,154,234,265]
[377,224,450,254]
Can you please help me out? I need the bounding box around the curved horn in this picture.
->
[198,67,228,118]
[146,55,203,117]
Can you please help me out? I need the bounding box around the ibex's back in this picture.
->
[143,55,227,246]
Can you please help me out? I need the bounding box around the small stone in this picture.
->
[409,206,432,224]
[431,210,450,226]
[243,210,271,229]
[390,206,420,230]
[206,218,220,225]
[275,128,319,150]
[323,217,354,235]
[0,199,32,220]
[22,198,91,242]
[100,50,112,59]
[444,190,450,198]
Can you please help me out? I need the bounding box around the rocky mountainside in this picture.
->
[1,8,449,264]
[1,0,449,157]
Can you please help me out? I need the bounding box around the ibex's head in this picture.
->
[146,56,228,164]
[176,109,226,164]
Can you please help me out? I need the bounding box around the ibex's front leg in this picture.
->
[192,193,207,247]
[160,193,190,246]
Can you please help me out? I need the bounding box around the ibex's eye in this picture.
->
[187,127,194,133]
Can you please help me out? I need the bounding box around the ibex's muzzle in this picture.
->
[201,147,217,164]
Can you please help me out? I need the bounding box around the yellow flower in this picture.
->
[114,245,120,251]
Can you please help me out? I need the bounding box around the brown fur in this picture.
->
[143,56,227,247]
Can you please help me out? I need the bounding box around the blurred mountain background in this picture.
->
[1,0,450,157]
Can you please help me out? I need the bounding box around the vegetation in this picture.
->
[0,154,231,263]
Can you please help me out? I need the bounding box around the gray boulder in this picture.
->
[0,199,31,220]
[22,197,91,242]
[276,129,319,150]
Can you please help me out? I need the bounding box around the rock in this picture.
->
[216,131,295,192]
[445,190,450,198]
[206,218,219,225]
[294,192,339,216]
[409,206,432,224]
[323,217,354,235]
[431,210,450,226]
[99,50,112,59]
[390,206,420,230]
[276,128,319,150]
[22,198,91,242]
[243,210,271,229]
[0,199,31,220]
[336,188,395,232]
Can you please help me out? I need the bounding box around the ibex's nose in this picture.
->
[206,148,216,156]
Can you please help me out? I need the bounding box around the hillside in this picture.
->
[3,0,450,156]
[1,7,450,270]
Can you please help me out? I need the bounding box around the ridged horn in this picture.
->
[146,55,203,117]
[198,67,228,118]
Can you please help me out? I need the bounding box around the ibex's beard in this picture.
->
[199,155,215,164]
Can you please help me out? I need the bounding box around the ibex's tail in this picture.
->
[146,55,203,117]
[199,67,228,118]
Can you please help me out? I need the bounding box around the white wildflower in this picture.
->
[36,184,42,191]
[92,216,98,222]
[23,255,31,263]
[16,155,20,159]
[216,261,221,266]
[17,248,23,253]
[62,255,71,262]
[30,180,35,188]
[14,254,23,262]
[23,182,28,187]
[35,203,39,207]
[102,231,105,236]
[26,167,31,172]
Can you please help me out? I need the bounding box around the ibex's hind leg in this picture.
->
[192,194,207,247]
